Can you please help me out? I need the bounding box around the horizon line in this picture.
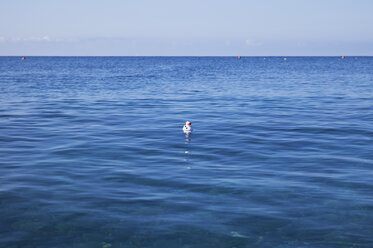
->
[1,55,371,57]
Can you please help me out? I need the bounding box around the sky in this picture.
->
[0,0,373,56]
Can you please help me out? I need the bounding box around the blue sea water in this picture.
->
[0,56,372,248]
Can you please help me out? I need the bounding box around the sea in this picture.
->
[0,56,372,248]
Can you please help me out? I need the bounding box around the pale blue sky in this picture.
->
[0,0,372,56]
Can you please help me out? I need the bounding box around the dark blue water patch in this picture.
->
[1,56,373,247]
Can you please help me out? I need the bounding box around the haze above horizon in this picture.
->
[1,0,372,56]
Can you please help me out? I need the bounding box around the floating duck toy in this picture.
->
[183,121,192,134]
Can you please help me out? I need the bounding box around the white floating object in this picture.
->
[183,121,192,133]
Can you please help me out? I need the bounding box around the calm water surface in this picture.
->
[0,57,372,247]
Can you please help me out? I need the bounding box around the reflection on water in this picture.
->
[184,132,192,169]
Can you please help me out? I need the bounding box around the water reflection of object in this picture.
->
[184,133,192,168]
